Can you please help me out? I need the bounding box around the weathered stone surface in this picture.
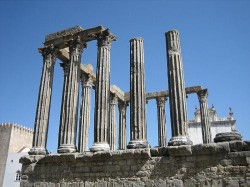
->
[144,86,202,101]
[156,97,167,147]
[243,141,250,151]
[165,30,192,146]
[91,29,116,152]
[214,132,243,142]
[58,38,86,154]
[118,101,127,150]
[166,179,183,187]
[150,148,159,157]
[192,142,230,155]
[225,180,240,187]
[109,94,118,151]
[197,89,212,144]
[78,70,93,152]
[158,147,169,156]
[229,140,244,152]
[30,46,58,155]
[168,145,192,156]
[128,38,149,149]
[45,26,84,42]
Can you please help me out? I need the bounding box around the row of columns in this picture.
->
[30,29,212,155]
[30,30,117,155]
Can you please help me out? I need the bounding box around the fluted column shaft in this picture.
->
[128,38,149,149]
[91,30,116,152]
[58,37,86,153]
[156,97,167,147]
[197,89,212,143]
[29,45,58,155]
[78,74,93,152]
[165,30,192,146]
[109,94,118,150]
[118,101,127,150]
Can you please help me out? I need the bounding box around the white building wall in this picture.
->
[2,152,28,187]
[211,123,232,139]
[188,124,202,145]
[188,122,232,145]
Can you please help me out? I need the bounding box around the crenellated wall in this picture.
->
[20,140,250,187]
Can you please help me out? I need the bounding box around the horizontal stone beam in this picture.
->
[44,26,106,49]
[80,64,96,85]
[185,86,203,94]
[124,86,203,102]
[57,48,69,62]
[146,91,169,100]
[110,85,125,101]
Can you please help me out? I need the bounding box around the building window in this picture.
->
[15,170,21,181]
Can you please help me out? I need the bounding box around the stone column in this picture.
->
[109,94,118,150]
[90,30,116,152]
[29,45,58,155]
[156,97,167,147]
[165,30,192,146]
[58,37,86,153]
[78,73,93,152]
[128,38,149,149]
[197,89,212,144]
[118,101,127,150]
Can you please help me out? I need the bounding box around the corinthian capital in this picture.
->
[69,36,87,56]
[166,30,181,54]
[118,101,127,112]
[60,61,70,76]
[38,44,58,67]
[156,97,167,107]
[110,94,118,106]
[39,44,58,59]
[197,89,208,102]
[80,74,93,88]
[97,29,117,47]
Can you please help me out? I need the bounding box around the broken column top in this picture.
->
[165,30,181,52]
[130,37,144,41]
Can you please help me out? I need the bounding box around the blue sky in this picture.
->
[0,0,249,152]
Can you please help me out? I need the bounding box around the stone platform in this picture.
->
[20,140,250,187]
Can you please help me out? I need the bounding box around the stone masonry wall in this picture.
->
[20,140,250,187]
[0,124,12,187]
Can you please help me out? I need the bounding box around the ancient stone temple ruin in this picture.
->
[20,26,250,187]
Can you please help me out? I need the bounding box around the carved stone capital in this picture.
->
[97,29,117,47]
[39,44,58,67]
[110,94,118,106]
[80,74,93,88]
[60,61,70,76]
[197,89,208,102]
[166,30,180,54]
[69,37,87,57]
[156,97,167,107]
[118,101,128,112]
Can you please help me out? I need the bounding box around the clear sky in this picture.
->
[0,0,249,152]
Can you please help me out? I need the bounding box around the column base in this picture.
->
[127,140,150,149]
[214,132,242,143]
[168,136,193,146]
[28,147,47,155]
[58,144,76,154]
[90,142,110,152]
